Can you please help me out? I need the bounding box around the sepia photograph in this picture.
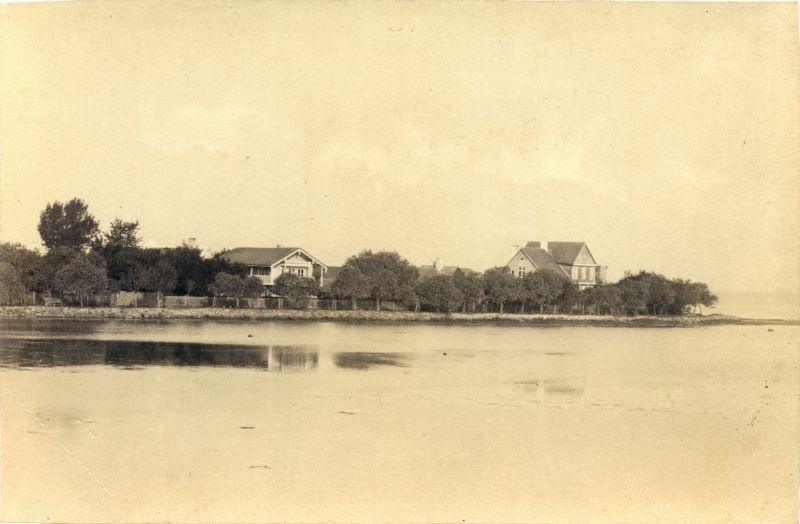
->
[0,1,798,522]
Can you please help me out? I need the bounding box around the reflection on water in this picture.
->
[0,338,318,371]
[334,352,410,370]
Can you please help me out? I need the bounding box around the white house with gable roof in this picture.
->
[223,246,328,289]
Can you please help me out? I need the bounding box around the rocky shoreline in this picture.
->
[0,306,796,327]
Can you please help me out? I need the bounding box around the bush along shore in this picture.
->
[0,306,796,327]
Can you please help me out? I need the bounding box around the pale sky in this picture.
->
[1,1,798,294]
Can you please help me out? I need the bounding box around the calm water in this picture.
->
[713,291,800,320]
[1,319,798,523]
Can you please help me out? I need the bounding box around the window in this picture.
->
[287,267,306,277]
[250,266,269,276]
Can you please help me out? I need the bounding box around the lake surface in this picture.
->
[1,319,798,523]
[713,291,800,320]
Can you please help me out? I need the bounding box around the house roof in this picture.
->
[521,247,570,276]
[224,247,327,268]
[417,265,439,279]
[547,242,587,265]
[417,265,475,279]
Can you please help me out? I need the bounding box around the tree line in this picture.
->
[327,250,717,315]
[0,198,717,315]
[1,199,259,306]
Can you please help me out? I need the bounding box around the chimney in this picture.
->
[433,258,444,271]
[525,241,540,249]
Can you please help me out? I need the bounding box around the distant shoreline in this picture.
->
[0,306,797,327]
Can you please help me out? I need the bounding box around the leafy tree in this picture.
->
[142,259,177,307]
[416,275,464,313]
[521,270,566,313]
[165,243,206,296]
[670,279,694,314]
[694,282,718,314]
[556,280,581,314]
[120,262,149,294]
[482,266,516,313]
[202,252,248,295]
[337,251,418,310]
[583,285,623,315]
[331,265,371,310]
[0,262,26,305]
[103,219,141,249]
[114,249,149,290]
[94,219,142,285]
[617,279,649,315]
[38,198,100,251]
[452,268,484,312]
[53,255,108,306]
[621,271,675,315]
[156,246,247,297]
[0,242,43,293]
[39,246,81,294]
[241,276,265,307]
[211,272,243,307]
[273,273,318,301]
[648,278,675,315]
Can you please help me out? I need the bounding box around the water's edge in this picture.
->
[1,306,797,327]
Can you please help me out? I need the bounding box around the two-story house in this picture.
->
[506,241,605,289]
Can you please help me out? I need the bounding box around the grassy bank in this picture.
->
[0,306,797,327]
